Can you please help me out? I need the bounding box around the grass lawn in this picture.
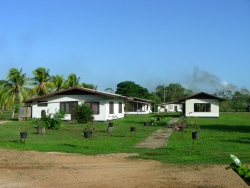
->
[0,111,250,165]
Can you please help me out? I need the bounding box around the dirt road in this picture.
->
[0,149,248,188]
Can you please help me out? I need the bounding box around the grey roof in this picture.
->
[178,92,226,102]
[23,86,127,103]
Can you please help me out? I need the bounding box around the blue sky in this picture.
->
[1,0,249,93]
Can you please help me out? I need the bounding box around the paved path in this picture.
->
[0,121,11,124]
[134,118,179,149]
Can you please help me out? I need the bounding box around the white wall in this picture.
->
[185,99,219,117]
[105,98,124,121]
[30,94,125,121]
[158,104,182,112]
[125,103,152,115]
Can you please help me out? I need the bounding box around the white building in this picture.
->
[124,97,152,115]
[178,92,225,117]
[22,87,127,121]
[157,102,182,113]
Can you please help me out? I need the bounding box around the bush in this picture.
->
[73,103,94,123]
[33,109,66,130]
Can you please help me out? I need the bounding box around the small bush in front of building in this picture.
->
[33,109,66,130]
[73,103,94,124]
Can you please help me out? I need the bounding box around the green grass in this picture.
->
[0,111,250,165]
[138,112,250,165]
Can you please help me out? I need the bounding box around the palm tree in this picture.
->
[31,67,53,96]
[65,73,80,88]
[0,68,30,118]
[51,74,65,91]
[82,82,98,90]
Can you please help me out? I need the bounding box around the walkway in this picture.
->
[134,118,179,149]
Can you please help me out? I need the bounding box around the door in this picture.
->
[70,102,78,120]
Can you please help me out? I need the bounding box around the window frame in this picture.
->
[85,102,100,115]
[109,102,114,114]
[194,103,211,112]
[118,102,122,113]
[60,102,70,114]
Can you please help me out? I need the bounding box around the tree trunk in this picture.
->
[12,108,15,119]
[12,103,16,119]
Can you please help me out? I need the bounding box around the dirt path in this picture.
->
[0,149,248,188]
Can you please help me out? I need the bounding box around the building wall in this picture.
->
[158,104,182,112]
[185,98,219,117]
[105,99,124,120]
[30,94,124,121]
[125,102,152,115]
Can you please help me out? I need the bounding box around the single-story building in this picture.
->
[178,92,226,117]
[21,86,127,121]
[157,102,182,113]
[124,97,153,115]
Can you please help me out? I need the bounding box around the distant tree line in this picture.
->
[214,89,250,112]
[0,67,249,118]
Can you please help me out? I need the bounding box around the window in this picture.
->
[194,103,211,112]
[60,102,70,113]
[85,102,100,114]
[38,101,48,107]
[168,105,173,110]
[119,102,122,113]
[109,102,114,114]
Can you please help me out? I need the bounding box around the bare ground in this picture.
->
[0,149,248,188]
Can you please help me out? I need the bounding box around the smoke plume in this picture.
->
[191,66,238,92]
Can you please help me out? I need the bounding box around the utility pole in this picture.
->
[164,90,166,104]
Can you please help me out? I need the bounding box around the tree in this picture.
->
[65,73,80,88]
[215,89,250,112]
[51,74,65,91]
[0,68,30,118]
[231,91,246,112]
[155,83,193,103]
[105,88,114,93]
[148,92,162,112]
[115,81,150,99]
[214,89,233,112]
[31,67,53,96]
[81,82,97,90]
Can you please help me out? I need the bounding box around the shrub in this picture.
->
[33,109,66,130]
[73,103,94,123]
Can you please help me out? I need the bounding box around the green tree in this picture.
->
[115,81,150,99]
[0,68,30,118]
[155,83,193,103]
[105,88,114,93]
[81,82,97,90]
[148,92,161,112]
[51,74,65,91]
[65,73,80,88]
[214,89,233,112]
[31,67,53,96]
[231,91,246,112]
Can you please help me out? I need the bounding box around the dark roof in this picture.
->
[156,102,182,106]
[23,86,127,103]
[126,96,153,103]
[178,92,226,102]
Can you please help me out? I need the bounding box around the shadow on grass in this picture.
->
[63,144,78,148]
[223,138,250,144]
[202,124,250,133]
[9,140,19,143]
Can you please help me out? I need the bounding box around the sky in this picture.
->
[0,0,250,94]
